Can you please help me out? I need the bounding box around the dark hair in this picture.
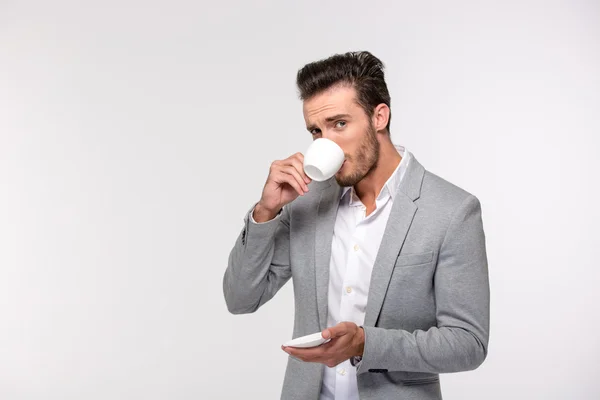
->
[296,51,392,133]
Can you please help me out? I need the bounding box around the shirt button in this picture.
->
[346,286,353,294]
[338,368,346,376]
[353,244,359,252]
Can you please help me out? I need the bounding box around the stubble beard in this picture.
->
[335,123,380,187]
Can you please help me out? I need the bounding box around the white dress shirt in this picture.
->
[319,145,411,400]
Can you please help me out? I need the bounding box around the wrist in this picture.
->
[253,202,280,223]
[355,325,365,357]
[350,326,365,367]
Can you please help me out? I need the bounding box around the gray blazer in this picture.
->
[223,153,490,399]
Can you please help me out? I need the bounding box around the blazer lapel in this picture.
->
[363,155,426,327]
[314,181,341,331]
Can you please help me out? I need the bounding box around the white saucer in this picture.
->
[283,332,331,348]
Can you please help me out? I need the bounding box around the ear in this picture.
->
[372,103,390,133]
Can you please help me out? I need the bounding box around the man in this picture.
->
[223,51,490,400]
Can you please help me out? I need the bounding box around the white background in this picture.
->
[1,0,599,399]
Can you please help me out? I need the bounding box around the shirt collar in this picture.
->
[341,145,410,202]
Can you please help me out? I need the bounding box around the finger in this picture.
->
[283,345,342,368]
[280,165,309,193]
[290,152,304,164]
[268,159,282,173]
[323,322,351,339]
[273,170,305,196]
[282,165,309,192]
[288,154,311,184]
[283,345,328,363]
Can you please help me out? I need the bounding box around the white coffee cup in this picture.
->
[303,138,345,182]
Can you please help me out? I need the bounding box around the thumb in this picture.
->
[322,322,350,339]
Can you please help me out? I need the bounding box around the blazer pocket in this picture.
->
[394,251,434,268]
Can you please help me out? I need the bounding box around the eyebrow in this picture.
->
[306,114,352,131]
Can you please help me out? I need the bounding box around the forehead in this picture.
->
[302,85,361,122]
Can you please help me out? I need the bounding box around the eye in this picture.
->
[310,129,321,136]
[335,121,346,128]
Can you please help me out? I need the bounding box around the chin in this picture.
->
[334,173,356,188]
[334,174,347,187]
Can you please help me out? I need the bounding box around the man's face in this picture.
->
[303,85,380,187]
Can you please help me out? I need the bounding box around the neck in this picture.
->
[354,137,401,207]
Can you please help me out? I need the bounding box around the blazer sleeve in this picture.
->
[223,204,292,314]
[356,194,490,374]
